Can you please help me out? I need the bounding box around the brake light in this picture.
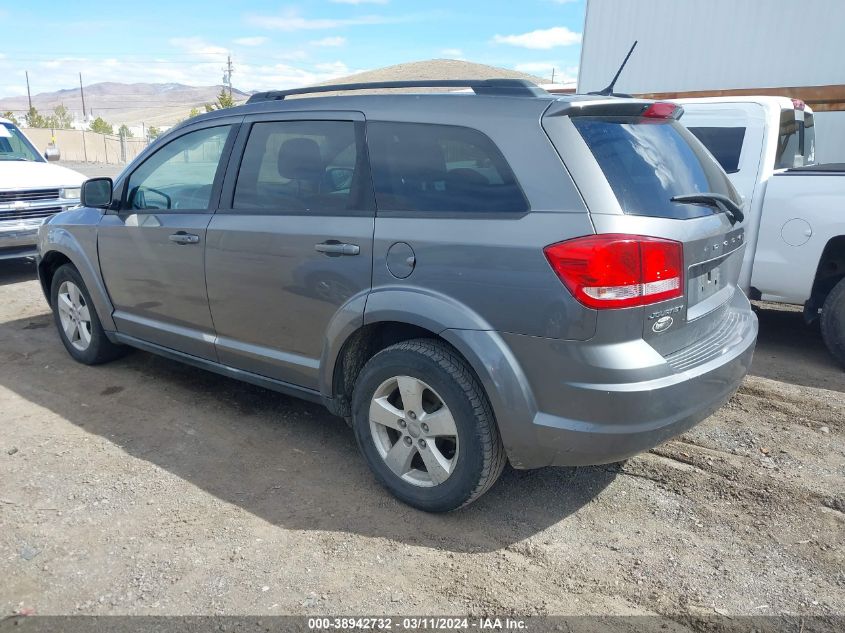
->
[641,102,682,119]
[791,98,806,111]
[544,234,684,309]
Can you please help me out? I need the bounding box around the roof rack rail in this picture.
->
[247,79,548,103]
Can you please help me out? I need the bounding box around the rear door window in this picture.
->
[573,117,740,220]
[367,121,528,213]
[233,120,365,213]
[687,127,746,173]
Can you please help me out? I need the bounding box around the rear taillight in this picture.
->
[791,98,806,111]
[544,234,684,309]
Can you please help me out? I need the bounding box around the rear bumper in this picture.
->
[498,291,758,468]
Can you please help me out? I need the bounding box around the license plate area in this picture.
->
[688,258,724,305]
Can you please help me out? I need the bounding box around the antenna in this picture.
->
[589,40,637,97]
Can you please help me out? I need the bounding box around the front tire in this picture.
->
[821,277,845,368]
[50,264,125,365]
[351,339,506,512]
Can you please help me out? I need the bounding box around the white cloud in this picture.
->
[169,36,228,59]
[331,0,389,4]
[441,48,464,58]
[245,8,396,31]
[551,0,581,4]
[233,36,268,47]
[493,26,582,50]
[310,36,347,47]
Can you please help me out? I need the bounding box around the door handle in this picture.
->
[169,232,200,245]
[315,241,360,256]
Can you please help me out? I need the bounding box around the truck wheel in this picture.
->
[821,277,845,368]
[50,264,125,365]
[351,339,506,512]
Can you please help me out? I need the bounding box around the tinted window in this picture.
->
[367,122,528,213]
[687,127,746,173]
[126,125,231,211]
[573,117,740,220]
[233,120,362,212]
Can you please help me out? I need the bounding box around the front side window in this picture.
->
[367,121,528,213]
[233,120,361,212]
[0,123,43,162]
[125,125,232,211]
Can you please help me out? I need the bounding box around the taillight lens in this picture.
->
[641,102,682,119]
[544,234,684,309]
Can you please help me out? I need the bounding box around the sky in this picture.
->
[0,0,585,98]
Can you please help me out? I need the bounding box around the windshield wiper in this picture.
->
[670,193,745,226]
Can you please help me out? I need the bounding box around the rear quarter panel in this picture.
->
[751,171,845,303]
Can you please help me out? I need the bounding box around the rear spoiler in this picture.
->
[546,99,684,120]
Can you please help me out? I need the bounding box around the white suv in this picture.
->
[0,118,85,260]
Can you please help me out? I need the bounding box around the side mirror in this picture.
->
[81,177,114,208]
[44,146,61,162]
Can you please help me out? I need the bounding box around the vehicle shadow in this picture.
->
[750,302,844,393]
[0,258,38,286]
[0,312,616,553]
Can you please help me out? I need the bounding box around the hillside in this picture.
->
[0,82,250,128]
[0,60,550,127]
[301,59,548,97]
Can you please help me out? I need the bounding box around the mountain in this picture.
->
[0,82,250,128]
[306,59,548,95]
[0,60,549,128]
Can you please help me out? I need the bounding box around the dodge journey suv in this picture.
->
[37,79,758,511]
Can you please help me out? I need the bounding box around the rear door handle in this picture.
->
[169,232,200,245]
[315,241,360,256]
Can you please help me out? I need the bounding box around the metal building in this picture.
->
[578,0,845,163]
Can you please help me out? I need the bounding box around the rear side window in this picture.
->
[233,120,364,212]
[774,109,815,169]
[367,122,528,213]
[573,117,740,220]
[687,127,746,173]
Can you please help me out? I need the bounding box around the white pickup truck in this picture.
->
[675,96,845,368]
[0,118,85,260]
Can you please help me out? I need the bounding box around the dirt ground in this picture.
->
[0,258,843,623]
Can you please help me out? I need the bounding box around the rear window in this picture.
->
[774,109,815,169]
[573,117,740,220]
[367,121,528,213]
[687,126,746,173]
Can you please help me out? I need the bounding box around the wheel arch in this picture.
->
[320,291,538,467]
[806,235,845,321]
[38,227,115,331]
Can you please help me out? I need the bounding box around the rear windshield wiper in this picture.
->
[670,193,744,225]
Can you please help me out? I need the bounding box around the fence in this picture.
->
[21,127,149,164]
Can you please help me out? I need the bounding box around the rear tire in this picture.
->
[50,264,125,365]
[821,277,845,369]
[351,339,506,512]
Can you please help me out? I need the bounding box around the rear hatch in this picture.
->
[542,100,747,359]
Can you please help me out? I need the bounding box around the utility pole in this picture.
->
[225,55,234,98]
[551,68,555,84]
[79,72,87,122]
[25,71,33,111]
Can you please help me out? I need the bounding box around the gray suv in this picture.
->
[37,79,758,512]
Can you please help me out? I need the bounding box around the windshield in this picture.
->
[0,123,44,162]
[573,116,741,220]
